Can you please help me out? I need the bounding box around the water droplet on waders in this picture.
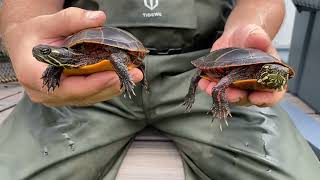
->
[68,140,75,151]
[62,133,76,151]
[43,146,49,156]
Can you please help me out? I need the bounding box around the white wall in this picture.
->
[273,0,296,48]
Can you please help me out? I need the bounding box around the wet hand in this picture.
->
[2,7,143,106]
[198,24,286,107]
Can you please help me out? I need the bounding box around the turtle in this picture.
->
[182,47,295,130]
[32,26,149,98]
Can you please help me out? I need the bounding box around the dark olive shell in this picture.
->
[192,48,295,77]
[63,26,149,54]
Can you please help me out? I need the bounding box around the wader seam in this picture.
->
[140,59,152,124]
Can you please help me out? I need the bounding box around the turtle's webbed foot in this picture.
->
[42,77,60,92]
[209,88,232,131]
[109,51,138,99]
[182,94,195,112]
[120,78,136,99]
[41,66,63,92]
[182,70,201,112]
[209,103,231,131]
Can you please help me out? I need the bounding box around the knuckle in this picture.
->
[72,100,95,107]
[61,7,86,20]
[27,93,43,104]
[24,90,54,105]
[66,90,87,100]
[63,7,82,13]
[16,74,30,87]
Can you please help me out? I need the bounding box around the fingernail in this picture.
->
[86,11,103,20]
[249,28,264,35]
[244,24,260,34]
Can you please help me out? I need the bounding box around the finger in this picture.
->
[31,7,106,38]
[241,24,271,51]
[46,88,122,107]
[204,81,217,96]
[58,68,143,100]
[225,87,248,104]
[70,88,123,107]
[30,68,143,105]
[211,36,230,51]
[211,24,280,60]
[266,46,281,59]
[248,89,286,107]
[236,25,283,58]
[198,78,211,91]
[26,67,122,107]
[14,59,48,92]
[201,79,248,104]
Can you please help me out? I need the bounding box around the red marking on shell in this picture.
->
[64,26,149,53]
[191,47,294,77]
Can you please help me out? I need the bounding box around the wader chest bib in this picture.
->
[65,0,233,54]
[0,1,319,180]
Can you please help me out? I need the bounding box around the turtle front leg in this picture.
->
[183,69,202,111]
[109,51,136,99]
[41,65,64,92]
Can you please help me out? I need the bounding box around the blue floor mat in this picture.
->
[280,100,320,159]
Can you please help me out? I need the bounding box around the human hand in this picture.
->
[2,7,143,106]
[198,24,286,107]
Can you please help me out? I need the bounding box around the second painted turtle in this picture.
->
[183,47,295,130]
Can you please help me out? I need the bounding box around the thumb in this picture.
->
[230,24,272,52]
[32,7,106,38]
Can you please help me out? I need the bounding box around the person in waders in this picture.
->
[0,0,319,179]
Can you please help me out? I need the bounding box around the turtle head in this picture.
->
[257,64,289,91]
[32,45,77,67]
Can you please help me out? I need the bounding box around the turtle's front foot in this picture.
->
[182,69,202,112]
[210,88,232,131]
[182,93,195,112]
[41,66,63,91]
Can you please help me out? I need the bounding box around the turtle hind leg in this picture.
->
[182,69,202,111]
[41,65,63,92]
[109,51,135,99]
[210,84,232,131]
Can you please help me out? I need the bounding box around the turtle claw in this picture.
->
[182,95,195,112]
[209,102,231,131]
[121,79,136,99]
[41,66,63,92]
[41,74,60,92]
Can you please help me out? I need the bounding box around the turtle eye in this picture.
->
[40,48,51,55]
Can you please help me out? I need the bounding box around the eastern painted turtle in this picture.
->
[32,26,149,98]
[183,47,295,129]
